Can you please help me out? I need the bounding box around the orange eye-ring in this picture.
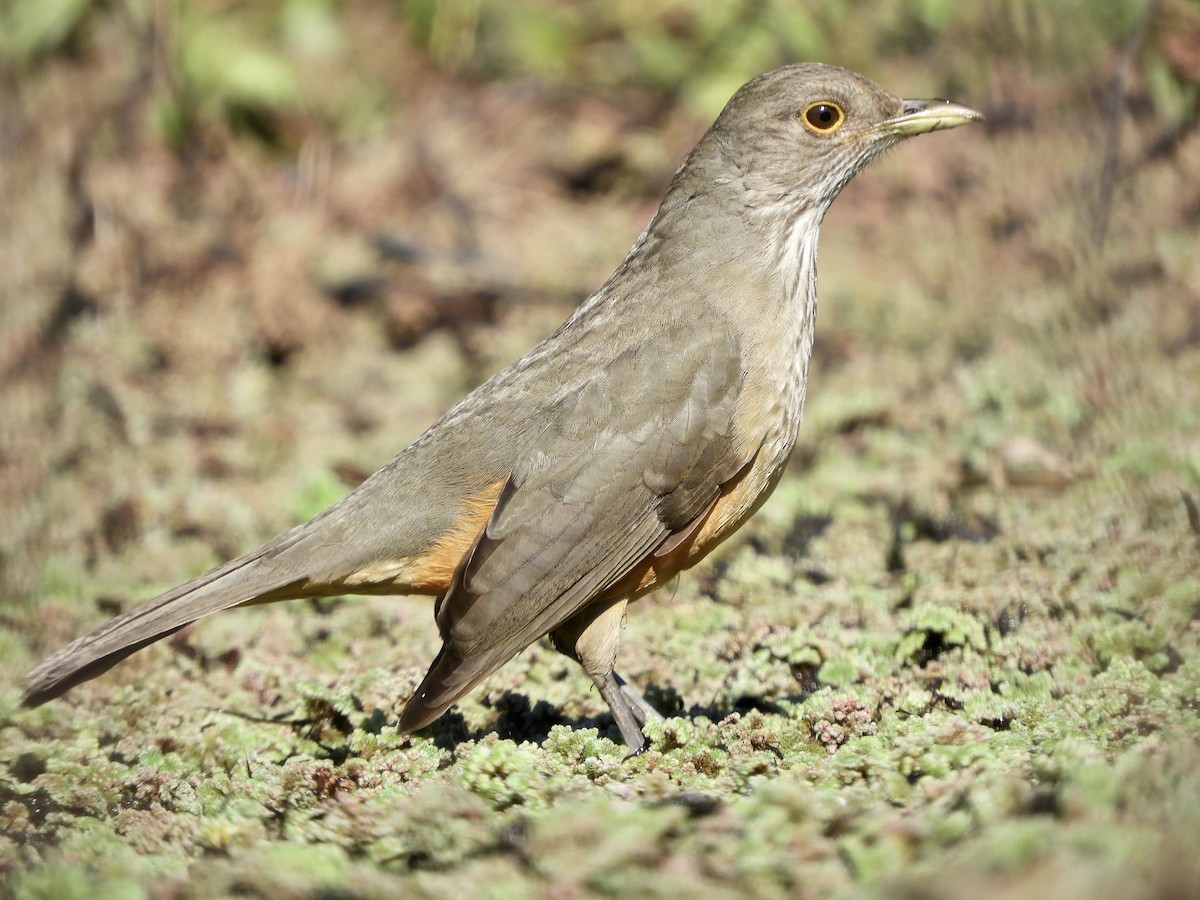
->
[802,101,844,134]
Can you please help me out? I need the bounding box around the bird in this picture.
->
[22,64,982,753]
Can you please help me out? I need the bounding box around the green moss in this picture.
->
[9,865,147,900]
[896,602,990,663]
[456,736,551,810]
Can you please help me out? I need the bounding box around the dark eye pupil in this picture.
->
[803,103,842,131]
[804,104,842,130]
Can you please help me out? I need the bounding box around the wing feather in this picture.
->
[403,321,752,724]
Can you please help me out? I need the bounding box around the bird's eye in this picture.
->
[802,102,845,134]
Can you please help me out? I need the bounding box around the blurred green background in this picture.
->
[2,0,1193,145]
[2,1,1199,898]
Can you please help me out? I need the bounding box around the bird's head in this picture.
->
[696,63,983,215]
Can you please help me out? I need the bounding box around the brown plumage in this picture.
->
[22,64,982,752]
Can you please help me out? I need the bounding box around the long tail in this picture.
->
[22,524,319,707]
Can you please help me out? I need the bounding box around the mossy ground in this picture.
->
[2,2,1199,898]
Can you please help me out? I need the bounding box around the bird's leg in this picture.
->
[552,598,660,753]
[613,670,663,729]
[590,669,650,754]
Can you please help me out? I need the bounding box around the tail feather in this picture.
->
[397,641,521,734]
[22,526,314,708]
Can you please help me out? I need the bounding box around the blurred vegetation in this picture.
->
[2,0,1192,143]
